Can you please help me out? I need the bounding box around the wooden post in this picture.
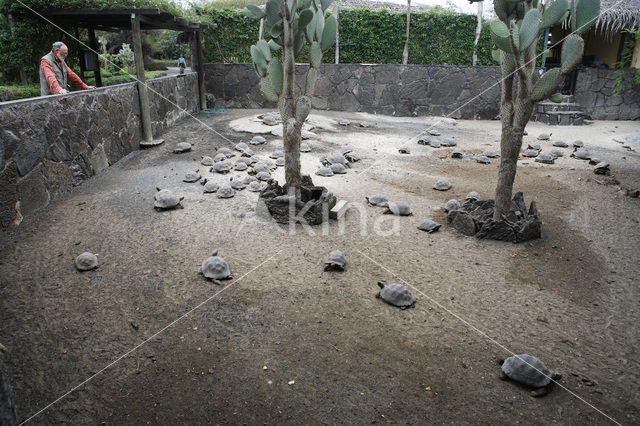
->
[131,13,163,147]
[7,13,28,85]
[75,27,85,81]
[88,27,102,87]
[196,30,206,110]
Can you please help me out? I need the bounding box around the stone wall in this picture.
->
[574,68,640,120]
[0,73,199,232]
[205,63,503,119]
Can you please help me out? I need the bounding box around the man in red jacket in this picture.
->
[39,41,96,96]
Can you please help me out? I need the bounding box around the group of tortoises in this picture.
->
[366,194,441,233]
[323,250,417,309]
[315,150,361,177]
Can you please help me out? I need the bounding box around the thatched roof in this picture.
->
[595,0,640,36]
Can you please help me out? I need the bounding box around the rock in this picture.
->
[259,176,336,225]
[449,210,476,236]
[535,153,555,164]
[433,178,452,191]
[476,219,516,241]
[476,155,491,164]
[594,162,610,175]
[448,193,541,243]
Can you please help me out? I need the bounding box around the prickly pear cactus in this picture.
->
[469,0,600,219]
[246,0,337,196]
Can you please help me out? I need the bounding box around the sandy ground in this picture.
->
[1,109,639,425]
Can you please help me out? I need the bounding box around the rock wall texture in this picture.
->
[205,64,503,119]
[206,63,640,122]
[0,73,198,232]
[574,68,640,121]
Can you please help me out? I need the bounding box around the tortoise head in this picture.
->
[377,281,385,289]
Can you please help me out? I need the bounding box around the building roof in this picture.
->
[596,0,640,36]
[42,8,213,32]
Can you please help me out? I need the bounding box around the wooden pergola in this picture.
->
[42,8,214,147]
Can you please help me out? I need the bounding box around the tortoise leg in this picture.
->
[552,372,562,381]
[531,387,548,397]
[499,371,508,381]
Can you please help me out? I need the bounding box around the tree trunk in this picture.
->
[472,1,483,66]
[334,1,340,64]
[402,0,411,65]
[280,4,302,199]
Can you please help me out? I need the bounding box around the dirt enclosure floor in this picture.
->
[1,110,639,424]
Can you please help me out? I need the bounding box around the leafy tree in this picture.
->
[116,43,135,74]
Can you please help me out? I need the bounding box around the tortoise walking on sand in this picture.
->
[376,281,416,309]
[75,252,98,271]
[324,250,346,271]
[200,250,232,283]
[499,354,562,397]
[154,187,184,210]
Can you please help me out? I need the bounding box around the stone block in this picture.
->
[0,162,18,231]
[17,164,50,216]
[90,144,109,174]
[15,133,46,176]
[43,159,71,198]
[330,200,349,220]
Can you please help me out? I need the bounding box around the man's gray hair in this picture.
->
[52,41,65,51]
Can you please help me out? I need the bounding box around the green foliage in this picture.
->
[0,84,40,101]
[198,7,497,66]
[0,0,191,84]
[613,29,640,97]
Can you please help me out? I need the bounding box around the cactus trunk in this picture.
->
[281,4,302,199]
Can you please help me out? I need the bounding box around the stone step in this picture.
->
[532,110,585,126]
[537,102,584,113]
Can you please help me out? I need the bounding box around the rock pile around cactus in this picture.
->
[447,192,541,243]
[258,175,336,225]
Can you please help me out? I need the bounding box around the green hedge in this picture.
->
[200,7,500,66]
[0,84,41,102]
